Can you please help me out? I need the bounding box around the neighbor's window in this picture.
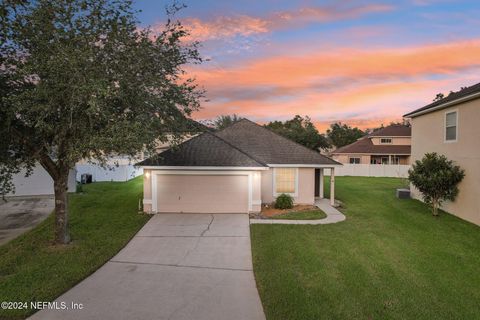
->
[445,111,457,141]
[275,168,296,194]
[349,157,361,164]
[380,138,392,144]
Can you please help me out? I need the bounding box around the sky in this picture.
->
[133,0,480,132]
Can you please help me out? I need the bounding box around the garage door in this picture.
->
[155,174,249,213]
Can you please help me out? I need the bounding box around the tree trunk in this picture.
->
[432,200,439,217]
[53,170,70,244]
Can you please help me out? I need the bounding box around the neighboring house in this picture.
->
[76,119,210,182]
[331,125,411,165]
[7,164,77,197]
[404,82,480,226]
[137,119,341,214]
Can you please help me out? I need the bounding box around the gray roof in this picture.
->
[138,119,340,167]
[404,82,480,118]
[215,119,339,165]
[369,125,411,137]
[137,132,265,167]
[332,137,411,155]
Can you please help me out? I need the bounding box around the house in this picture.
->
[137,119,341,214]
[76,119,210,182]
[404,82,480,225]
[331,124,411,165]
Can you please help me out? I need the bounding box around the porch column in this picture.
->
[389,155,392,164]
[319,168,324,199]
[330,167,335,206]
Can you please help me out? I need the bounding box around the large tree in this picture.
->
[265,115,330,151]
[213,114,243,130]
[326,122,365,148]
[0,0,203,244]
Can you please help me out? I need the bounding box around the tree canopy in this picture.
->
[264,115,330,151]
[213,114,243,130]
[0,0,203,243]
[326,122,365,148]
[408,153,465,216]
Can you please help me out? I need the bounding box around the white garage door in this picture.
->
[155,174,249,213]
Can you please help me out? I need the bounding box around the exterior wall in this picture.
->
[143,169,152,212]
[332,154,370,164]
[260,167,315,205]
[410,99,480,225]
[371,137,411,145]
[7,164,76,197]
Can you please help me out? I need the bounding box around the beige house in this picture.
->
[404,82,480,225]
[331,125,411,165]
[138,119,341,214]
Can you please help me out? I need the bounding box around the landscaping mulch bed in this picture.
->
[258,204,319,218]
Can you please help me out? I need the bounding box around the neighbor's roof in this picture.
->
[369,125,411,137]
[404,82,480,118]
[332,137,411,155]
[215,119,340,165]
[137,132,265,167]
[138,119,340,167]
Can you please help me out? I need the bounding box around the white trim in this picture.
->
[267,164,341,168]
[141,166,268,171]
[143,199,152,205]
[272,167,299,197]
[444,109,458,143]
[150,170,253,213]
[405,91,480,118]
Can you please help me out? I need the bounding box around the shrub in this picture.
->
[408,152,465,216]
[275,193,294,209]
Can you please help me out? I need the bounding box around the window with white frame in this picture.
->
[445,111,457,141]
[274,168,296,194]
[349,157,361,164]
[380,138,392,144]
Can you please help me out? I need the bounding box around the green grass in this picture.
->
[251,177,480,320]
[270,209,327,220]
[0,177,150,320]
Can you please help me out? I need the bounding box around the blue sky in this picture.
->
[133,0,480,131]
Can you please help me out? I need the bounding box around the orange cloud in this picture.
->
[153,4,393,41]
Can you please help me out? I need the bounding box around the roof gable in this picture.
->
[215,119,340,165]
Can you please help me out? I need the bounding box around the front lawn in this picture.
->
[251,177,480,320]
[0,177,150,320]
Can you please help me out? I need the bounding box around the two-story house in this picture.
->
[404,82,480,226]
[331,125,411,165]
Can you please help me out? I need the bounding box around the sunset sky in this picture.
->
[134,0,480,132]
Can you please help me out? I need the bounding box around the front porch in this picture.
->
[314,168,337,206]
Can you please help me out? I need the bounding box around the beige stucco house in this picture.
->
[331,125,411,165]
[404,82,480,226]
[138,119,341,214]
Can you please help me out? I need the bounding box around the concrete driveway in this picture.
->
[30,213,265,320]
[0,197,54,246]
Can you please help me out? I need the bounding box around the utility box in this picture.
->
[396,188,410,199]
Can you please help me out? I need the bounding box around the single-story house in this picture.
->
[404,81,480,226]
[331,124,411,165]
[137,119,341,214]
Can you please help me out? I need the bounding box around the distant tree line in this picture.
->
[210,114,409,151]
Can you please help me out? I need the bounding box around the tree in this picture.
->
[408,153,465,216]
[326,122,365,148]
[264,115,330,150]
[433,93,445,101]
[0,1,203,244]
[213,114,243,130]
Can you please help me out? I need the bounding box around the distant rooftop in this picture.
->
[369,124,411,137]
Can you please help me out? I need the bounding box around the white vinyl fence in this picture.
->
[75,163,143,182]
[324,164,410,178]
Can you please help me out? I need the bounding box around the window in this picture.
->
[349,157,361,164]
[380,138,392,144]
[274,168,296,194]
[445,111,457,141]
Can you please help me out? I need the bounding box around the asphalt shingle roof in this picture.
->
[215,119,340,165]
[138,119,340,167]
[369,125,411,137]
[332,137,411,155]
[137,132,265,167]
[404,82,480,117]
